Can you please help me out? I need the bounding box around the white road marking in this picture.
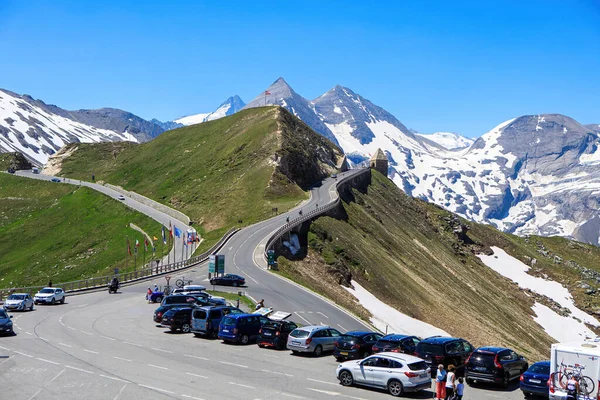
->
[228,382,255,389]
[0,345,10,351]
[185,354,210,361]
[307,311,313,314]
[279,393,306,399]
[0,356,12,365]
[317,312,329,319]
[14,351,33,358]
[25,331,33,335]
[261,369,293,377]
[186,372,208,379]
[38,337,48,341]
[337,324,346,331]
[307,378,338,386]
[66,365,93,374]
[58,343,72,348]
[113,356,132,362]
[16,326,22,330]
[123,341,143,347]
[84,349,100,354]
[48,368,66,383]
[27,388,42,400]
[67,326,77,331]
[307,388,339,396]
[182,395,205,400]
[294,311,312,325]
[148,364,168,370]
[220,361,248,368]
[100,374,130,383]
[101,335,116,341]
[151,347,173,354]
[113,383,128,400]
[138,384,174,394]
[80,330,93,335]
[36,357,60,365]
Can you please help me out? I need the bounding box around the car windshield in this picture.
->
[290,329,310,338]
[418,343,443,354]
[0,310,7,318]
[7,295,24,300]
[529,364,550,374]
[221,316,236,326]
[39,289,54,294]
[408,361,428,371]
[340,334,359,342]
[472,352,496,364]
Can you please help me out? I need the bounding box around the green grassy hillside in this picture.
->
[55,107,343,242]
[276,171,600,361]
[0,174,164,287]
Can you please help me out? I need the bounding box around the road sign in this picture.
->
[267,249,275,266]
[216,254,225,274]
[208,255,216,273]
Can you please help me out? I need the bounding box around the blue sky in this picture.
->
[1,0,598,137]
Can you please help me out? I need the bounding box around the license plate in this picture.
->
[291,341,301,346]
[475,367,487,372]
[420,373,428,378]
[529,379,541,384]
[340,352,349,356]
[222,329,229,332]
[264,331,272,336]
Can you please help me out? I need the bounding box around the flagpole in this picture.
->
[143,241,146,268]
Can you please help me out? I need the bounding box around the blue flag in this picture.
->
[174,226,182,238]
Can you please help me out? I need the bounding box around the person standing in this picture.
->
[566,375,579,400]
[455,377,465,400]
[435,364,447,400]
[255,299,265,310]
[445,365,456,399]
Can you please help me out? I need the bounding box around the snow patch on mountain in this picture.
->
[415,131,475,150]
[174,113,210,126]
[0,89,137,165]
[174,95,246,126]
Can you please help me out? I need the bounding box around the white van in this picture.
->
[549,340,600,399]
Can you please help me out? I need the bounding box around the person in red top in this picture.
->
[146,287,152,302]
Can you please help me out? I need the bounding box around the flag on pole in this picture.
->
[134,239,139,255]
[174,226,182,238]
[169,222,173,238]
[265,90,271,95]
[127,239,132,256]
[162,226,167,244]
[144,238,149,252]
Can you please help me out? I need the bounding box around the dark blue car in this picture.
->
[218,313,269,344]
[520,360,550,397]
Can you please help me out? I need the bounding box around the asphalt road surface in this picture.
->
[0,277,528,400]
[12,170,193,263]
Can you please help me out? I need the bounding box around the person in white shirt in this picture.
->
[445,365,456,399]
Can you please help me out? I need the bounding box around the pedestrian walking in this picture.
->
[445,365,456,399]
[48,280,52,287]
[435,364,447,400]
[455,377,464,400]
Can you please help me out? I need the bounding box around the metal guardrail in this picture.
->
[264,168,369,259]
[0,227,240,300]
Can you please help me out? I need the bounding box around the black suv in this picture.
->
[333,331,383,361]
[465,347,528,388]
[154,304,194,323]
[257,320,298,349]
[160,307,193,333]
[414,336,474,376]
[372,334,421,355]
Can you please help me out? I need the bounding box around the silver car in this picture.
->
[3,293,34,312]
[287,325,342,356]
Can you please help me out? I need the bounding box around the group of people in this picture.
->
[146,284,160,302]
[435,364,465,400]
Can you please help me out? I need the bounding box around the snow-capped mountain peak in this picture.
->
[174,95,246,126]
[415,131,474,150]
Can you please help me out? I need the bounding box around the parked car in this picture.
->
[210,274,245,287]
[520,360,550,398]
[372,334,421,355]
[161,294,212,307]
[7,168,15,174]
[257,320,299,350]
[51,177,61,182]
[0,309,14,335]
[153,304,193,323]
[34,287,65,305]
[414,336,473,376]
[160,307,193,333]
[218,313,270,344]
[333,331,383,361]
[191,305,243,338]
[3,293,34,312]
[32,167,39,174]
[192,291,227,306]
[117,195,125,201]
[287,325,342,356]
[465,346,528,388]
[336,352,431,396]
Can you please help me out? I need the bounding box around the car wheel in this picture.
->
[60,297,65,304]
[155,296,163,303]
[181,324,191,333]
[233,282,238,287]
[258,344,264,348]
[170,327,177,332]
[523,392,531,398]
[466,378,474,386]
[240,335,249,345]
[339,370,354,387]
[387,379,404,397]
[29,303,34,311]
[51,298,55,305]
[314,345,323,357]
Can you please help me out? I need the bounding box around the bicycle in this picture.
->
[557,363,595,396]
[175,277,193,289]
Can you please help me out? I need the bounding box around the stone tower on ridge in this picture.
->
[370,148,388,177]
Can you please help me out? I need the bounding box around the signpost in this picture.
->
[209,255,225,278]
[216,255,225,274]
[267,249,275,269]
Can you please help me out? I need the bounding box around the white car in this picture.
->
[336,352,431,397]
[117,195,126,201]
[34,287,65,305]
[3,293,34,311]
